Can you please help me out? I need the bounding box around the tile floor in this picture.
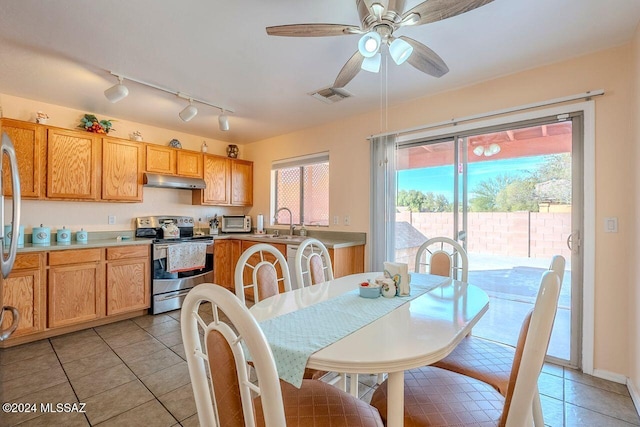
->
[1,305,638,427]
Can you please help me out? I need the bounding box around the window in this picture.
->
[272,152,329,226]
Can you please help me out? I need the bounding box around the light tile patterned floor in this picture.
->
[1,305,638,426]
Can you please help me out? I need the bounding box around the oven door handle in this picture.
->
[157,289,193,301]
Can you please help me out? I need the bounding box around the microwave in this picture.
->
[221,215,252,233]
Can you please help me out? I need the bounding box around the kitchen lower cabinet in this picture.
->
[329,245,365,278]
[0,253,45,338]
[47,248,105,328]
[213,239,242,290]
[106,246,150,316]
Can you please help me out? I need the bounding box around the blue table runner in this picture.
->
[253,274,446,387]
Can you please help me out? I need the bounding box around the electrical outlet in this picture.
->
[333,215,339,225]
[604,217,618,233]
[344,215,350,226]
[108,215,116,225]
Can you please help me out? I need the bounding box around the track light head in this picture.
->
[218,112,229,131]
[179,100,198,122]
[104,76,129,103]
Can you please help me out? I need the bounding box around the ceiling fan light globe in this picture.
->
[389,38,413,65]
[358,31,381,57]
[488,143,501,155]
[104,83,129,103]
[179,104,198,122]
[361,53,381,73]
[473,146,485,156]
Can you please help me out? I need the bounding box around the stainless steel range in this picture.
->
[136,216,214,314]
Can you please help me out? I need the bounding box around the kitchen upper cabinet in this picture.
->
[48,248,105,328]
[105,245,150,316]
[1,119,45,199]
[213,238,242,291]
[46,129,99,200]
[0,253,45,339]
[102,138,143,201]
[231,159,253,206]
[145,144,176,175]
[176,150,203,178]
[193,155,253,206]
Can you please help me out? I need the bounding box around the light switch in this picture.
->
[604,217,618,233]
[108,215,116,225]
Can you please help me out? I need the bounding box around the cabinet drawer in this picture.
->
[49,248,102,266]
[14,253,43,270]
[107,245,149,260]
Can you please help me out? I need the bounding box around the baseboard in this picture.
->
[592,368,627,384]
[628,378,640,419]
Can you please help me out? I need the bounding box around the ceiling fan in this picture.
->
[266,0,494,88]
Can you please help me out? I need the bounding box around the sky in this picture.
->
[397,156,547,200]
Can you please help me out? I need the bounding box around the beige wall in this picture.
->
[245,45,637,379]
[0,94,246,231]
[630,24,640,399]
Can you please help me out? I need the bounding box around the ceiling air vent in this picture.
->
[309,87,353,104]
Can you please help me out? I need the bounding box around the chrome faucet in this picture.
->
[274,207,295,235]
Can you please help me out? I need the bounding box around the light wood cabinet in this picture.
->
[46,129,99,200]
[106,245,150,316]
[213,239,242,291]
[0,119,45,199]
[0,253,45,338]
[176,150,203,178]
[329,245,365,278]
[193,155,253,206]
[231,159,253,206]
[102,138,143,201]
[47,248,105,328]
[145,144,176,175]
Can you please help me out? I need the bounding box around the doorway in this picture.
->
[394,115,582,368]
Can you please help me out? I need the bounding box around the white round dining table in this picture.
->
[249,271,490,427]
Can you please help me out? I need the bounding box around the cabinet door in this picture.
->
[0,119,44,198]
[201,155,230,205]
[48,262,104,328]
[46,129,99,199]
[176,151,203,178]
[102,138,143,201]
[1,268,44,338]
[146,144,176,174]
[329,245,365,278]
[106,257,150,316]
[213,239,241,290]
[231,159,253,206]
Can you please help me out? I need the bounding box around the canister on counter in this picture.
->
[32,224,51,245]
[4,224,24,247]
[76,228,88,244]
[57,226,71,244]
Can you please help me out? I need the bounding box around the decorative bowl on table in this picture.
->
[359,282,381,298]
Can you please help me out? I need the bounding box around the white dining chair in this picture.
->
[181,283,384,427]
[431,255,566,427]
[234,243,292,305]
[294,238,334,287]
[414,236,469,281]
[370,269,561,426]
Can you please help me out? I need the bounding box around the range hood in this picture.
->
[143,173,206,190]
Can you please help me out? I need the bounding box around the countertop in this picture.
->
[12,231,365,253]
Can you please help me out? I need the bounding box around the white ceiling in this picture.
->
[0,0,639,144]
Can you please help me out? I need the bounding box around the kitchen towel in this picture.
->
[167,243,207,273]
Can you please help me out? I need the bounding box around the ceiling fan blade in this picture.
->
[401,0,494,27]
[266,23,362,37]
[399,36,449,78]
[333,51,364,88]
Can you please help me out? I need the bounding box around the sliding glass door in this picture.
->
[393,115,582,367]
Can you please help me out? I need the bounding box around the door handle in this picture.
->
[0,306,20,341]
[567,231,580,254]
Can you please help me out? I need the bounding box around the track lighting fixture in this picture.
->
[218,111,229,132]
[179,99,198,122]
[104,75,129,103]
[104,71,234,130]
